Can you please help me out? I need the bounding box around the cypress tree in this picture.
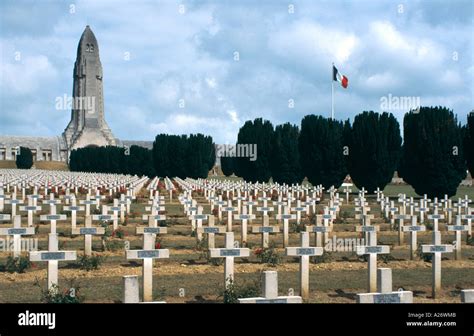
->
[399,106,466,198]
[298,115,347,189]
[220,157,235,176]
[235,118,274,182]
[271,123,302,184]
[16,147,33,169]
[465,112,474,177]
[347,111,401,193]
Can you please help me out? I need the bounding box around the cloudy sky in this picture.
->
[0,0,472,144]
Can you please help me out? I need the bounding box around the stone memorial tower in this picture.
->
[62,25,116,149]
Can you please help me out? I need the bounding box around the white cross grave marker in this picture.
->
[29,233,77,290]
[421,231,454,299]
[285,232,323,300]
[209,232,250,289]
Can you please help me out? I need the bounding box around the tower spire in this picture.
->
[63,26,116,151]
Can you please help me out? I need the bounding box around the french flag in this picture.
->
[333,65,348,89]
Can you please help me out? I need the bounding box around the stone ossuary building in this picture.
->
[0,26,152,162]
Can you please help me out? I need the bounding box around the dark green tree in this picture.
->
[220,156,235,176]
[185,134,213,178]
[342,119,352,168]
[16,147,33,169]
[153,134,171,177]
[234,118,274,182]
[298,115,347,189]
[271,123,302,184]
[465,113,474,177]
[126,145,155,177]
[347,111,401,193]
[399,106,466,198]
[69,145,155,176]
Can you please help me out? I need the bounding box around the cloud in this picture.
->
[0,0,472,143]
[1,53,58,95]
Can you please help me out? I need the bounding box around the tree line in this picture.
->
[69,133,215,179]
[222,107,472,198]
[18,106,472,198]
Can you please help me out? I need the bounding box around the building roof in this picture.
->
[0,135,65,150]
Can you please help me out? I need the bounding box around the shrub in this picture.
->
[220,277,260,304]
[16,146,33,169]
[5,255,31,273]
[311,251,333,264]
[111,228,125,239]
[467,236,474,246]
[254,243,280,266]
[77,254,105,271]
[34,278,83,303]
[104,240,126,252]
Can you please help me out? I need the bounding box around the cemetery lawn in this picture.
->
[1,253,473,303]
[0,161,69,171]
[1,197,473,303]
[0,184,473,304]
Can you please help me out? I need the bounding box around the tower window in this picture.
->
[90,44,94,52]
[86,43,90,52]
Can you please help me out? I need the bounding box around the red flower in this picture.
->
[155,242,161,249]
[254,248,263,256]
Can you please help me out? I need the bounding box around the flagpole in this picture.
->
[331,62,335,120]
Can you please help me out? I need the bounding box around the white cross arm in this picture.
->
[355,214,375,219]
[356,245,390,255]
[189,214,208,220]
[395,215,412,220]
[92,215,117,221]
[257,207,274,212]
[40,215,67,221]
[402,225,426,232]
[19,206,42,211]
[136,227,168,234]
[306,226,332,233]
[126,249,170,259]
[63,206,85,211]
[30,251,77,261]
[355,225,379,232]
[276,214,296,220]
[286,247,323,257]
[197,226,226,234]
[428,214,445,219]
[42,200,61,205]
[72,227,105,235]
[447,225,469,232]
[234,214,256,220]
[0,227,35,235]
[421,245,454,253]
[251,226,280,233]
[291,207,306,212]
[209,248,250,258]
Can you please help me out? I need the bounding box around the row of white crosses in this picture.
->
[0,184,135,229]
[177,180,332,301]
[179,178,347,254]
[376,191,472,298]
